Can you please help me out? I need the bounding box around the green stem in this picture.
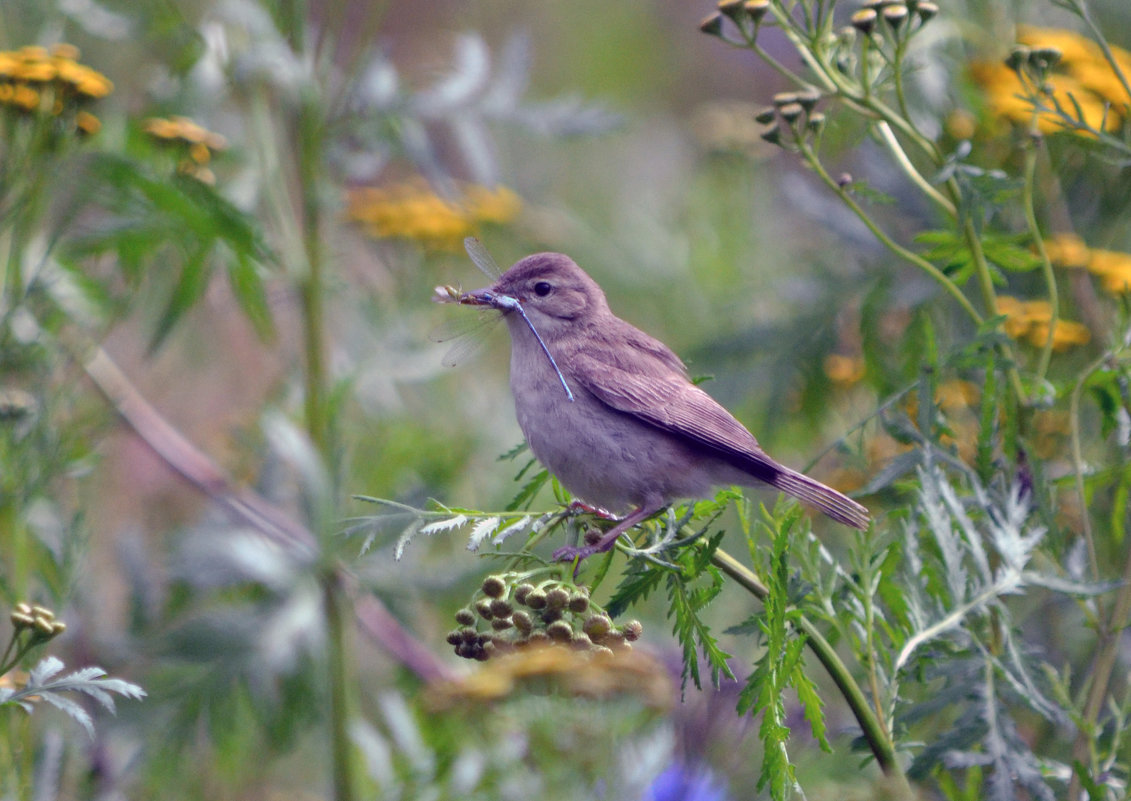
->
[1022,140,1058,387]
[296,97,329,462]
[797,141,983,326]
[711,547,912,793]
[324,572,356,801]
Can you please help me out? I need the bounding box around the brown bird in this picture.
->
[457,251,870,561]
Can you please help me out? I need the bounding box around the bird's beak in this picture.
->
[460,287,519,311]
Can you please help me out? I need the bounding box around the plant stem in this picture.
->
[711,546,912,795]
[324,571,357,801]
[297,97,329,462]
[1022,137,1058,387]
[797,141,982,326]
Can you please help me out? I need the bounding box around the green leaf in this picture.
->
[228,252,275,341]
[149,244,214,352]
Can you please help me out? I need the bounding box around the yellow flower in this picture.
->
[425,644,671,710]
[11,85,40,111]
[346,178,523,251]
[1042,233,1090,268]
[1043,236,1131,296]
[1088,249,1131,293]
[996,295,1090,351]
[144,116,228,182]
[75,110,101,135]
[936,379,980,411]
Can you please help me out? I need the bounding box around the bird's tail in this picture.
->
[771,467,870,530]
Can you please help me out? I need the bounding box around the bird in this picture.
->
[456,251,870,561]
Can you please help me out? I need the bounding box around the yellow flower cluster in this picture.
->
[143,116,228,184]
[345,179,522,251]
[1044,233,1131,295]
[425,644,671,710]
[972,26,1131,134]
[996,295,1091,351]
[0,44,112,134]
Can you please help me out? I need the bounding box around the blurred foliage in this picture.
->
[1,0,1131,799]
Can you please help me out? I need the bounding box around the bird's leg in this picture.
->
[552,502,663,562]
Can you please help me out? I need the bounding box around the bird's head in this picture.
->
[460,253,609,337]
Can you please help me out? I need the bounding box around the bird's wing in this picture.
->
[566,328,782,481]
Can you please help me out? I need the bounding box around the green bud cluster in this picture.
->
[700,0,771,45]
[447,573,643,661]
[850,0,937,36]
[9,602,66,642]
[1005,44,1063,86]
[755,88,827,150]
[2,602,67,676]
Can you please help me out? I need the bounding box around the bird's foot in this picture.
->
[552,544,600,563]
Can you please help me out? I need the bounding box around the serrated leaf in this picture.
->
[419,515,468,536]
[466,516,500,550]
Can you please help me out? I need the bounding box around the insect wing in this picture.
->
[429,307,500,368]
[463,236,503,280]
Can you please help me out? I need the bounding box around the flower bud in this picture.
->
[1005,46,1030,73]
[699,12,725,37]
[481,575,506,598]
[545,587,569,611]
[491,617,513,631]
[1030,47,1062,71]
[570,633,594,651]
[454,608,476,626]
[851,8,877,34]
[716,0,745,22]
[778,102,804,123]
[881,3,908,28]
[796,88,821,111]
[513,610,534,634]
[32,606,55,622]
[759,123,782,145]
[547,621,573,642]
[489,598,513,618]
[514,583,534,605]
[474,599,494,620]
[526,590,547,610]
[583,614,613,640]
[916,1,938,21]
[772,91,800,108]
[623,620,644,641]
[446,630,464,646]
[743,0,770,23]
[754,106,777,124]
[568,589,590,613]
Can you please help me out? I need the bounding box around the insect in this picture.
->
[432,238,574,401]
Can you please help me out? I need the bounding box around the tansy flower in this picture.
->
[143,116,228,184]
[0,43,112,135]
[346,178,522,252]
[971,26,1131,135]
[1041,234,1131,296]
[996,295,1090,351]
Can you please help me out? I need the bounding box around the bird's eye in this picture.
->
[533,281,553,297]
